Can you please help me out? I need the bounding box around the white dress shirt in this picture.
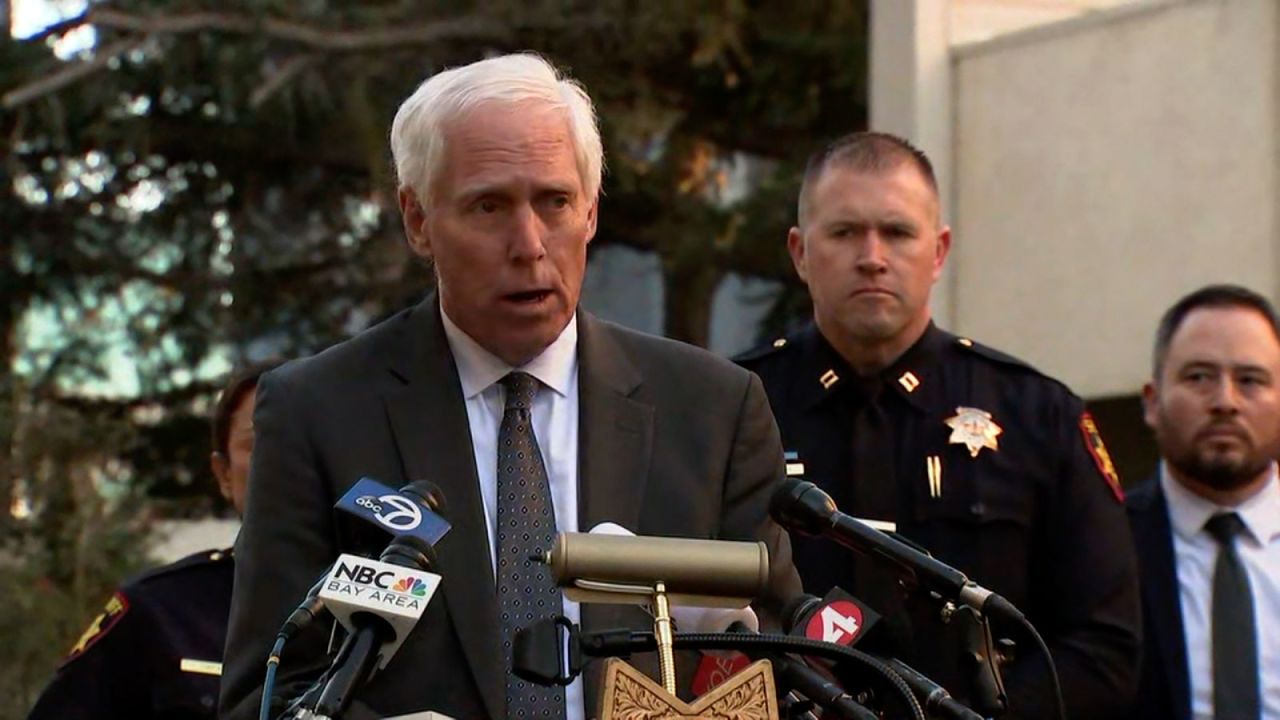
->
[440,309,584,720]
[1162,462,1280,719]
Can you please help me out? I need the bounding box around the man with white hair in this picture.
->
[219,53,799,720]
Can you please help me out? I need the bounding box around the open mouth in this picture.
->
[504,289,553,304]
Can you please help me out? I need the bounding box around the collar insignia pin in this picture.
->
[944,406,1002,458]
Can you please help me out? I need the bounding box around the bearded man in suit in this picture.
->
[219,53,799,720]
[1129,284,1280,720]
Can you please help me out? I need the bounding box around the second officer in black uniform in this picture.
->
[738,132,1140,719]
[27,363,273,720]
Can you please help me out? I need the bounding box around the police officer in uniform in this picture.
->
[738,132,1140,719]
[28,363,274,720]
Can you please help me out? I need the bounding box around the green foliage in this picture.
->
[3,0,867,499]
[1,1,866,711]
[1,398,153,718]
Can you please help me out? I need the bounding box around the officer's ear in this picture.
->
[932,225,952,281]
[211,451,234,503]
[1140,381,1160,430]
[787,226,809,284]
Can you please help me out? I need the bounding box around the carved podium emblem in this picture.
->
[598,658,778,720]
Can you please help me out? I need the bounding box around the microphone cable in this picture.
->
[1019,617,1066,720]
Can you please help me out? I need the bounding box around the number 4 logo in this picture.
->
[805,600,864,647]
[821,606,860,643]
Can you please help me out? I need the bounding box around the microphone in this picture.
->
[265,480,450,720]
[334,477,451,549]
[770,478,1025,624]
[276,479,450,642]
[787,588,983,720]
[312,534,444,716]
[537,531,769,608]
[723,620,877,720]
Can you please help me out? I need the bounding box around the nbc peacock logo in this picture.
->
[392,576,428,597]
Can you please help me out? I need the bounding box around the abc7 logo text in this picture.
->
[355,494,422,531]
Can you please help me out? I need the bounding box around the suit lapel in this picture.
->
[382,297,505,720]
[575,312,653,541]
[1130,476,1192,720]
[575,312,654,712]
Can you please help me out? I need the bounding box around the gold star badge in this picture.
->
[944,407,1002,458]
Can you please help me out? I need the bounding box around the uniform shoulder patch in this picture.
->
[1079,412,1124,503]
[61,591,129,667]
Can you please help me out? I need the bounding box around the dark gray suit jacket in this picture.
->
[1126,473,1191,720]
[219,296,800,720]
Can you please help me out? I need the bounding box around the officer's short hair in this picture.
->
[211,360,282,456]
[1152,284,1280,377]
[797,131,938,225]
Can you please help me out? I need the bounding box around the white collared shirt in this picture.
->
[440,308,584,720]
[1162,462,1280,719]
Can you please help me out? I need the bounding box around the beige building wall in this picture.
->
[950,0,1278,397]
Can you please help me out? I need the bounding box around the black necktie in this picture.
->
[1205,511,1260,720]
[849,382,911,654]
[851,382,896,521]
[496,372,566,720]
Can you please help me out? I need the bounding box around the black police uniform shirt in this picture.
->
[737,321,1140,719]
[28,548,233,720]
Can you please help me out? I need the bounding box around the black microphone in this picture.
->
[275,479,449,642]
[264,480,450,720]
[724,620,877,720]
[787,588,983,720]
[770,478,1025,624]
[312,533,443,717]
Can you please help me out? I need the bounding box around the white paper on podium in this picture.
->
[382,713,455,720]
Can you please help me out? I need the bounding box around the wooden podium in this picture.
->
[594,581,779,720]
[598,658,778,720]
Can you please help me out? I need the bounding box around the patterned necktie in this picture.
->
[497,372,566,720]
[1204,511,1260,720]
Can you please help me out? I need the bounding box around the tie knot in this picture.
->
[1205,512,1247,544]
[501,372,539,411]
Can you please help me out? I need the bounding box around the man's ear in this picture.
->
[1141,381,1161,430]
[210,452,233,503]
[585,195,599,244]
[787,226,808,284]
[399,187,432,260]
[933,225,952,281]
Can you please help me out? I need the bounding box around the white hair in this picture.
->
[389,53,604,205]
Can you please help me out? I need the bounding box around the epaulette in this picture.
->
[952,336,1039,373]
[733,335,796,365]
[131,547,234,585]
[952,335,1082,399]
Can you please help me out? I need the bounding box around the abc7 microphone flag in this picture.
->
[335,477,451,544]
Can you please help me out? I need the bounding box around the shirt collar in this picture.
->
[800,321,949,412]
[439,307,578,400]
[1161,461,1280,545]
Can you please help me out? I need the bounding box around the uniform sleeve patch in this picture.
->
[61,591,129,667]
[1079,412,1124,503]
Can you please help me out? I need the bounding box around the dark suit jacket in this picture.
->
[1127,473,1191,720]
[219,296,800,720]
